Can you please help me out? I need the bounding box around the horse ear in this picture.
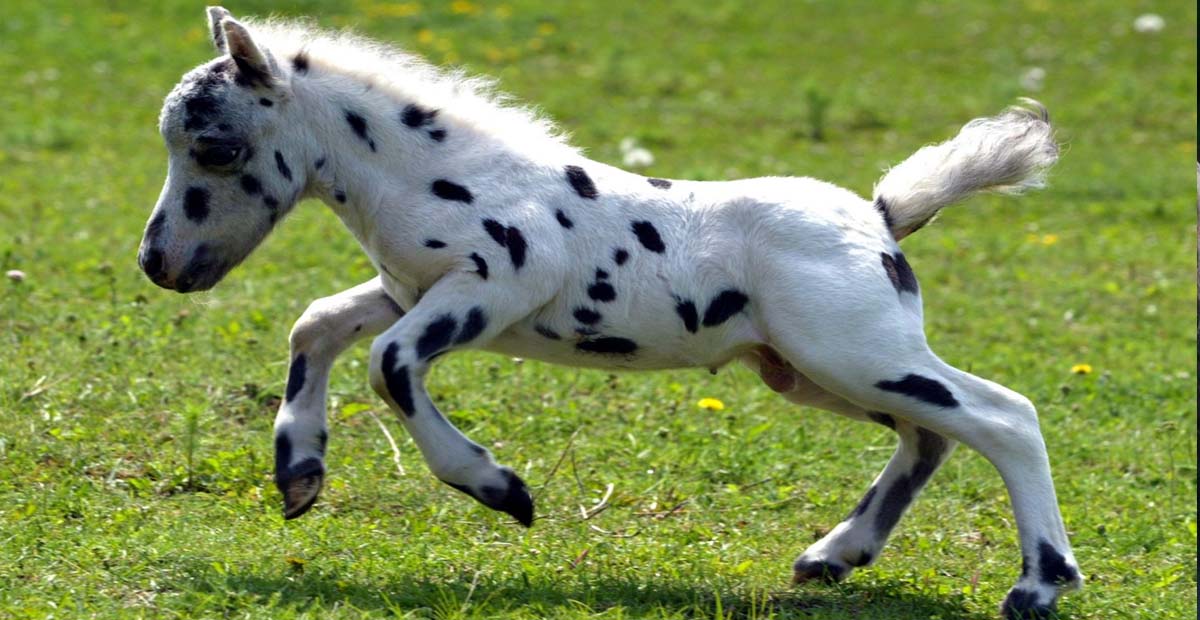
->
[221,16,279,88]
[206,6,232,53]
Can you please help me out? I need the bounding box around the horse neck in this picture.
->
[292,71,561,225]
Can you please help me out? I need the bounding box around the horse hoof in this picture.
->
[277,458,324,520]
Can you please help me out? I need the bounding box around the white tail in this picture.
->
[873,99,1058,240]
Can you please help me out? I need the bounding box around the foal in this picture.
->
[137,8,1081,618]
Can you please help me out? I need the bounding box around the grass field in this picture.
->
[1,1,1196,618]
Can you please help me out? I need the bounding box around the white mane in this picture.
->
[242,18,575,153]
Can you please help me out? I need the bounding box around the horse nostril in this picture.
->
[140,248,169,284]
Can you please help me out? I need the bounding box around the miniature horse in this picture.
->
[137,8,1081,618]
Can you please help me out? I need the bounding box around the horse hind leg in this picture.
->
[744,347,957,583]
[754,315,1081,618]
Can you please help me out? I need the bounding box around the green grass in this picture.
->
[1,1,1195,618]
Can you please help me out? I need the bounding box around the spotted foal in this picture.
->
[137,8,1081,618]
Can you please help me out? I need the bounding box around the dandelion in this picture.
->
[1040,233,1059,246]
[1133,13,1165,34]
[1070,364,1092,375]
[450,0,480,15]
[537,22,557,36]
[1020,67,1045,92]
[6,269,25,283]
[698,397,725,411]
[417,28,435,45]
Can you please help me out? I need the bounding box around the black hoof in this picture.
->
[444,468,535,527]
[1002,588,1058,620]
[276,457,324,520]
[792,558,848,584]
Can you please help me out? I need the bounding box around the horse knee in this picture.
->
[289,296,342,356]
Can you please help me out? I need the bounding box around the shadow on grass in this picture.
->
[178,562,993,619]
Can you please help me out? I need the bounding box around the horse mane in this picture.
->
[242,17,576,153]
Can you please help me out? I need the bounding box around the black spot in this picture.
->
[505,227,527,270]
[613,248,629,265]
[401,104,437,128]
[240,174,262,196]
[334,190,347,203]
[1038,539,1078,586]
[880,252,919,295]
[432,180,473,203]
[555,209,574,229]
[317,429,328,455]
[381,343,415,416]
[674,299,699,333]
[595,269,609,280]
[631,221,665,253]
[455,307,487,345]
[482,219,507,245]
[875,374,959,408]
[263,195,279,211]
[417,315,458,360]
[274,434,293,475]
[292,53,309,74]
[176,243,218,292]
[792,559,847,584]
[564,165,599,199]
[259,97,273,107]
[274,150,293,182]
[701,289,749,327]
[183,187,210,223]
[647,178,672,189]
[183,94,221,131]
[868,412,896,430]
[576,337,638,355]
[314,157,326,169]
[428,129,447,142]
[849,550,873,568]
[892,252,918,293]
[534,324,561,340]
[354,324,363,333]
[469,253,489,280]
[587,282,616,302]
[344,110,375,151]
[573,307,601,325]
[874,428,947,536]
[424,239,447,249]
[285,354,307,402]
[875,197,894,231]
[848,485,877,519]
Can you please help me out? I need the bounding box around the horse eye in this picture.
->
[198,144,240,167]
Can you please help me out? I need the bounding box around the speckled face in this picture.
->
[138,12,307,293]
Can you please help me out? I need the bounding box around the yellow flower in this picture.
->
[450,0,480,15]
[698,398,725,411]
[537,22,557,36]
[1041,234,1059,246]
[362,2,422,18]
[1070,364,1092,375]
[417,28,435,44]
